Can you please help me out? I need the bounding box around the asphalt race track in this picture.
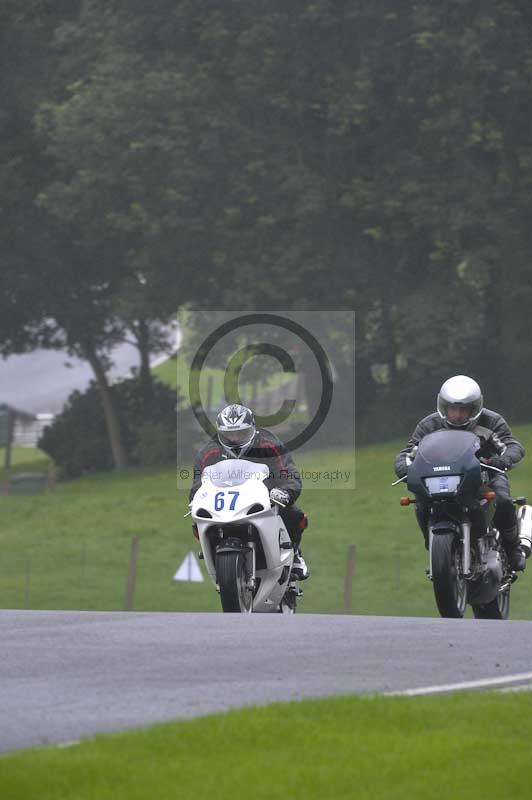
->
[2,610,532,753]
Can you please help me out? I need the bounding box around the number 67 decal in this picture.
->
[214,491,240,511]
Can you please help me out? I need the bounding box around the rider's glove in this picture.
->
[405,446,418,467]
[486,454,513,471]
[270,488,291,506]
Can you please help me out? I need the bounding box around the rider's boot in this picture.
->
[500,526,526,571]
[291,548,310,580]
[288,516,309,580]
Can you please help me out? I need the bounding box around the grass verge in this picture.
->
[1,691,530,799]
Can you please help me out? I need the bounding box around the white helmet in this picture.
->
[437,375,483,429]
[216,404,256,456]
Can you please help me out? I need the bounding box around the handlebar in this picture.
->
[480,461,506,474]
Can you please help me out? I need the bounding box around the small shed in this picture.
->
[0,403,36,469]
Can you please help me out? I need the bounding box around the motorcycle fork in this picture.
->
[245,523,256,589]
[427,521,472,579]
[215,525,256,589]
[247,541,256,589]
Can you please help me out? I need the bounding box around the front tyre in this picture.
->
[431,533,467,618]
[216,550,253,613]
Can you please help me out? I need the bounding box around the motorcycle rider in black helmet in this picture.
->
[395,375,527,572]
[189,403,309,579]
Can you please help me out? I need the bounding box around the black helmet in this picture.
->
[216,404,256,456]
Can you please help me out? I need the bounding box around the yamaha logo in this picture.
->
[433,466,451,472]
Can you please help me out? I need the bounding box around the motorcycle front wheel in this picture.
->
[216,550,253,613]
[431,533,467,618]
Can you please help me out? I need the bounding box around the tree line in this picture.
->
[2,0,532,465]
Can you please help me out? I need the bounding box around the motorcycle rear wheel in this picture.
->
[216,550,253,613]
[472,590,510,620]
[431,533,467,618]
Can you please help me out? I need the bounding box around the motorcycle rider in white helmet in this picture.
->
[189,403,309,580]
[395,375,527,571]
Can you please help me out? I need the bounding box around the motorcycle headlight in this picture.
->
[424,475,461,495]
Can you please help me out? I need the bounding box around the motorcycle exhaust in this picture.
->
[462,521,471,577]
[517,504,532,558]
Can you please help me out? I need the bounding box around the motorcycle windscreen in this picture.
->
[416,430,480,467]
[407,429,482,501]
[203,459,270,488]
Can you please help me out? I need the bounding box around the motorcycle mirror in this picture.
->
[391,475,407,486]
[399,497,412,506]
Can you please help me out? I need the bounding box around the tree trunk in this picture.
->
[84,346,129,470]
[136,318,155,416]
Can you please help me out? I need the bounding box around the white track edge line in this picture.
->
[384,670,532,697]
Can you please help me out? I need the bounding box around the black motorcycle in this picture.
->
[398,428,528,619]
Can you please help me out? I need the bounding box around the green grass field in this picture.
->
[1,691,531,799]
[1,426,532,617]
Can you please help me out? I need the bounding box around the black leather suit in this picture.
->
[394,409,524,545]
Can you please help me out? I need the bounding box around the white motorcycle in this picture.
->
[190,458,301,613]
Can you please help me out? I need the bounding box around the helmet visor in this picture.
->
[438,397,481,427]
[446,404,473,426]
[218,427,255,448]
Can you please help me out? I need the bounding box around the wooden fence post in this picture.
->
[124,537,140,611]
[206,375,213,412]
[24,556,32,609]
[343,544,356,614]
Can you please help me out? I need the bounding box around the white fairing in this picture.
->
[191,459,294,612]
